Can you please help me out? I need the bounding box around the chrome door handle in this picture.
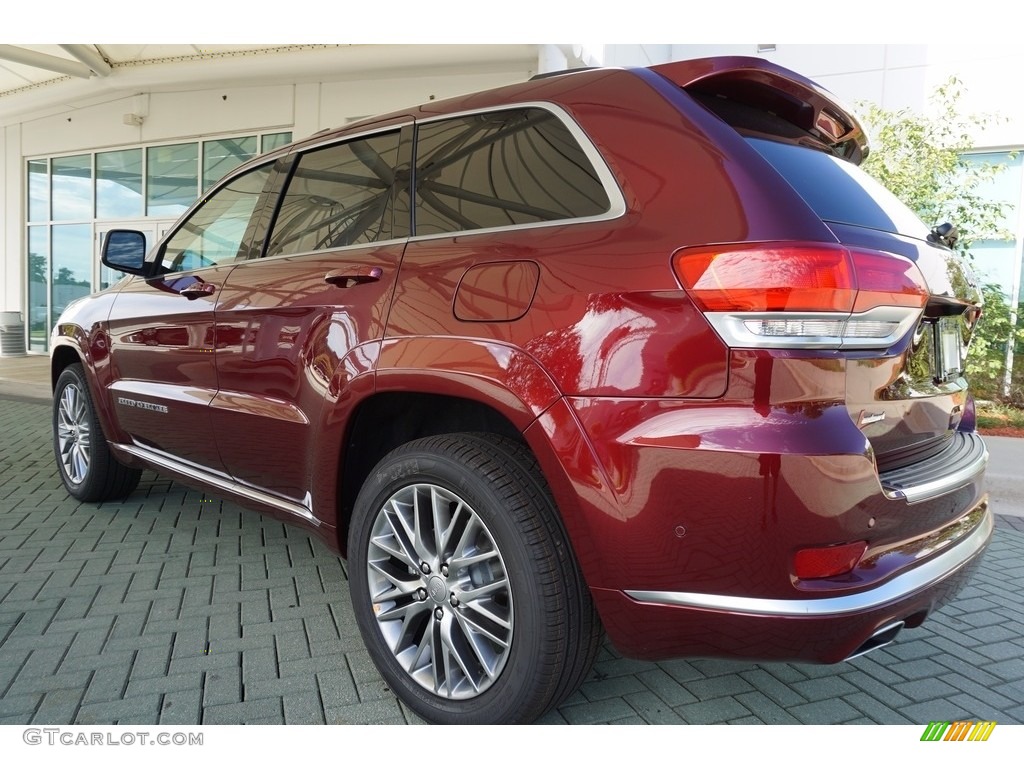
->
[179,283,216,300]
[324,266,383,288]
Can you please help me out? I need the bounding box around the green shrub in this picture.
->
[859,79,1023,401]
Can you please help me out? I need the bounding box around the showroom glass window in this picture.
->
[52,224,93,327]
[28,159,49,222]
[26,226,49,352]
[204,137,259,191]
[51,155,93,221]
[265,130,402,257]
[147,143,200,217]
[26,159,50,352]
[160,163,274,273]
[96,149,143,218]
[23,130,292,352]
[412,108,610,235]
[262,132,292,153]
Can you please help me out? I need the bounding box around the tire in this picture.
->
[348,433,601,724]
[53,363,141,502]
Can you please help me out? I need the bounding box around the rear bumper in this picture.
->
[594,523,987,663]
[527,395,992,663]
[603,498,991,662]
[625,499,990,617]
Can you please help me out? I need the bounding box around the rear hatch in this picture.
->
[746,137,983,472]
[654,57,984,474]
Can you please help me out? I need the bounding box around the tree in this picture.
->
[858,78,1024,402]
[860,78,1009,247]
[29,252,46,283]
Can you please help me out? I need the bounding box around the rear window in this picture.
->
[748,138,930,241]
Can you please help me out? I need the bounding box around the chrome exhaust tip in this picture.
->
[845,620,905,661]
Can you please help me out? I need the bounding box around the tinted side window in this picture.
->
[161,163,272,273]
[414,108,610,236]
[265,131,402,257]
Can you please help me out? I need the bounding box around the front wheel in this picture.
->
[53,363,141,502]
[348,433,600,724]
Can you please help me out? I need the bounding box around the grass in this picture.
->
[976,401,1024,434]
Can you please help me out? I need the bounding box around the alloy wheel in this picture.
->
[56,381,91,484]
[365,483,513,700]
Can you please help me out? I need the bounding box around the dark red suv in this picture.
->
[51,57,991,724]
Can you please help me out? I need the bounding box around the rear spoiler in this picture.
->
[650,56,869,164]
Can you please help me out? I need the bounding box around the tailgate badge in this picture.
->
[858,410,886,427]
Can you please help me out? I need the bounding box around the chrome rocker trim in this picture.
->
[113,442,319,525]
[625,501,991,617]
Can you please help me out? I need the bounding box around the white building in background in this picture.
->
[2,43,1022,366]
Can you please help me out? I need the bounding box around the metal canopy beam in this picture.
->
[59,45,112,77]
[0,45,93,78]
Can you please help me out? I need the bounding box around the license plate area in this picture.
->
[934,315,964,383]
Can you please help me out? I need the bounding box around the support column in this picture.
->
[2,124,23,315]
[293,82,322,141]
[537,45,568,76]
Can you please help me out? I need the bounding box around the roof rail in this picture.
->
[528,67,599,81]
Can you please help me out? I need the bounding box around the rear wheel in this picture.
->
[53,363,141,502]
[348,433,601,724]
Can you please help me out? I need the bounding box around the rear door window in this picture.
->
[413,108,611,236]
[747,138,930,240]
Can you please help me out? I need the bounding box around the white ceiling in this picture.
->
[0,44,542,124]
[0,45,287,94]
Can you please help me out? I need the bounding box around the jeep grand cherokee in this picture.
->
[51,56,991,724]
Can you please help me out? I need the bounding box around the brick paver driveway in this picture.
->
[1,396,1022,725]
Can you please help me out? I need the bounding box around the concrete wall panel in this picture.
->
[20,84,295,158]
[142,85,294,143]
[22,94,145,157]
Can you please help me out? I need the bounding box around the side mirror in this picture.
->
[929,222,959,249]
[101,230,151,276]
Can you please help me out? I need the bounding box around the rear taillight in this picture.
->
[673,243,929,349]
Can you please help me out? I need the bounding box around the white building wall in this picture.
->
[2,124,21,315]
[318,70,532,126]
[19,86,294,158]
[15,70,529,161]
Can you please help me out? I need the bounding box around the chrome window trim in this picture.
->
[406,208,621,244]
[146,125,411,268]
[232,237,409,266]
[158,102,626,265]
[408,101,627,242]
[625,502,991,617]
